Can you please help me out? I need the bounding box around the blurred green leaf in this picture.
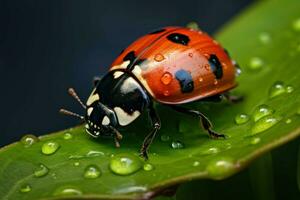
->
[1,0,300,199]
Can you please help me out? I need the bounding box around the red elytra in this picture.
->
[110,26,237,104]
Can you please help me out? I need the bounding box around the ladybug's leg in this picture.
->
[223,93,243,103]
[109,126,123,148]
[93,76,101,86]
[140,105,161,160]
[169,105,226,139]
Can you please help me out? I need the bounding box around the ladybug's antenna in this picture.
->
[59,108,84,120]
[68,88,86,109]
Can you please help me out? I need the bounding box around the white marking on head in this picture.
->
[102,116,110,125]
[85,124,89,129]
[113,107,140,126]
[86,88,100,106]
[113,71,124,79]
[120,77,138,93]
[131,65,154,96]
[110,60,130,70]
[87,107,93,116]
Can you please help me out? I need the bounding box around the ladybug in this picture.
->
[60,26,241,159]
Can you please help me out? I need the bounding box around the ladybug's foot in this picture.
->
[223,93,244,104]
[139,105,161,161]
[139,148,149,160]
[109,126,123,148]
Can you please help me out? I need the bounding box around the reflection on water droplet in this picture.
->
[259,32,271,44]
[160,134,170,142]
[206,157,236,179]
[235,113,250,125]
[292,18,300,31]
[171,140,184,149]
[285,118,292,124]
[109,154,142,175]
[143,163,154,171]
[74,162,80,166]
[251,115,281,135]
[63,132,73,140]
[269,81,286,98]
[34,164,49,177]
[199,77,203,82]
[253,104,274,122]
[193,161,200,167]
[41,141,60,155]
[286,85,294,93]
[84,165,101,179]
[249,57,263,70]
[86,150,105,157]
[203,147,220,155]
[20,134,38,147]
[160,72,173,85]
[154,53,165,62]
[53,186,82,196]
[250,137,261,145]
[20,184,31,193]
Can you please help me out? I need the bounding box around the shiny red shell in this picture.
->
[110,26,237,104]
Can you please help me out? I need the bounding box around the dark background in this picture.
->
[0,0,252,146]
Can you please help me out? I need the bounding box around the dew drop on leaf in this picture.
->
[63,132,73,140]
[249,57,264,70]
[250,137,261,145]
[193,161,200,167]
[258,32,271,44]
[269,81,286,98]
[20,134,38,147]
[20,184,31,193]
[109,154,142,175]
[34,164,49,177]
[251,115,281,135]
[206,157,236,179]
[74,162,80,166]
[171,140,185,149]
[292,18,300,31]
[84,165,101,179]
[53,186,82,196]
[235,113,250,125]
[285,118,292,124]
[41,141,60,155]
[253,104,274,122]
[143,163,154,171]
[286,85,294,93]
[203,147,220,155]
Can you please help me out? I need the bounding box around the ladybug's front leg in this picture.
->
[140,104,161,160]
[169,105,226,139]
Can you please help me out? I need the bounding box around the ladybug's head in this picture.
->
[59,88,119,138]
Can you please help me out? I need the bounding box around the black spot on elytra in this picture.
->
[123,51,146,70]
[167,33,190,46]
[208,54,223,79]
[175,69,194,93]
[148,28,166,34]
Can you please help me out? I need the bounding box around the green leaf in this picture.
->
[1,0,300,199]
